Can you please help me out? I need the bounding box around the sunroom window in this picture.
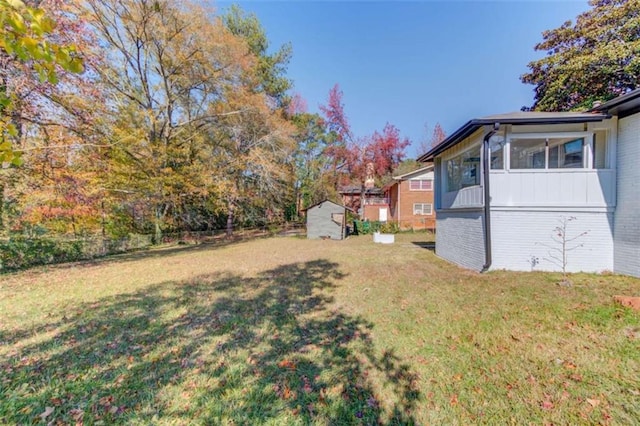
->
[549,138,583,168]
[446,145,481,192]
[489,131,505,169]
[510,138,546,169]
[510,136,586,169]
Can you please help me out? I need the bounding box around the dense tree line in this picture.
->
[0,0,296,240]
[0,0,414,241]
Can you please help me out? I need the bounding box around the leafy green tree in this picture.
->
[522,0,640,111]
[223,4,292,108]
[291,112,339,213]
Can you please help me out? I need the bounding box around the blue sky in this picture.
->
[217,1,590,157]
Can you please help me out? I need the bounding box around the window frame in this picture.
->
[409,179,433,191]
[507,132,593,171]
[443,142,482,192]
[413,203,433,216]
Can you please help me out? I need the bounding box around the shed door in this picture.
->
[379,208,388,222]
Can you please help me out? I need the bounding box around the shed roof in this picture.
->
[417,111,610,162]
[302,199,354,213]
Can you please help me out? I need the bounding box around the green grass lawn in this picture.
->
[1,233,639,425]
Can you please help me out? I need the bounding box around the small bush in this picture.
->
[380,222,400,234]
[352,220,400,235]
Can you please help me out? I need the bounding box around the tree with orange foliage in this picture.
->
[320,84,410,217]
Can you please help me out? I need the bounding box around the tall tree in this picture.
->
[222,4,292,108]
[84,0,254,242]
[522,0,640,111]
[291,111,337,213]
[319,84,410,217]
[211,86,295,236]
[418,122,446,155]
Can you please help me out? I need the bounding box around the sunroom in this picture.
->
[420,111,617,273]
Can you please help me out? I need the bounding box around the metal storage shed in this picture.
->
[305,200,350,240]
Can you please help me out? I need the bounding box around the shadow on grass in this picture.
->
[1,259,420,424]
[411,241,435,252]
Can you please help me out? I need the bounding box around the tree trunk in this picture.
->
[0,183,4,231]
[153,207,163,245]
[226,202,234,238]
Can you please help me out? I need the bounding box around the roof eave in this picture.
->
[392,164,434,180]
[589,89,640,114]
[417,114,610,162]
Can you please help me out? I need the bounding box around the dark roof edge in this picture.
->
[301,199,354,213]
[589,89,640,113]
[392,164,434,180]
[417,114,610,162]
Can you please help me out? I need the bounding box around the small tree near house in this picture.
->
[537,216,589,286]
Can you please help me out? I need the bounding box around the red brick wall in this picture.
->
[395,180,435,230]
[362,203,390,222]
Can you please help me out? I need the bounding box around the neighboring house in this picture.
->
[384,165,436,230]
[418,89,640,277]
[338,165,436,230]
[339,186,389,222]
[305,200,350,240]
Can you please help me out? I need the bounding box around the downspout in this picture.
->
[481,123,500,272]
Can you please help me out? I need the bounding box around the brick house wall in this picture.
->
[392,179,435,230]
[387,167,435,230]
[362,201,390,222]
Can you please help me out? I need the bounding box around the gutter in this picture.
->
[417,113,609,162]
[481,123,499,272]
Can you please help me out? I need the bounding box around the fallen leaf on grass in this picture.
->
[98,396,114,406]
[367,396,378,408]
[278,359,296,370]
[541,400,554,410]
[586,398,600,407]
[69,408,84,421]
[569,373,583,382]
[39,406,54,420]
[450,394,458,406]
[282,386,294,400]
[301,376,313,394]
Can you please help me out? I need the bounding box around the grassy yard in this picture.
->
[1,233,639,425]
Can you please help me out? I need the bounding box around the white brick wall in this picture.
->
[436,210,486,271]
[491,210,614,273]
[614,114,640,277]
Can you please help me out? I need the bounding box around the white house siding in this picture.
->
[490,170,616,207]
[614,113,640,277]
[436,210,486,271]
[490,210,614,273]
[406,170,434,181]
